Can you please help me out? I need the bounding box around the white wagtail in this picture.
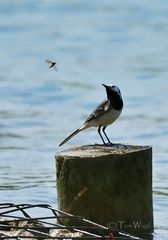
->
[45,59,57,71]
[59,84,123,146]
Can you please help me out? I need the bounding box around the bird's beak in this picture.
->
[102,84,107,88]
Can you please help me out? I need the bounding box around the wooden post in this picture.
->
[56,144,153,234]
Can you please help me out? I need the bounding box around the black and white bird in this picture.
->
[45,59,57,71]
[59,84,123,146]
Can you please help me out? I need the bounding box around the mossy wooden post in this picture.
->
[56,144,153,234]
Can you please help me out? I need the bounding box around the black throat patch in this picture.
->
[107,89,123,111]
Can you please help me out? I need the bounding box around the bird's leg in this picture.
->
[102,126,113,145]
[98,126,106,145]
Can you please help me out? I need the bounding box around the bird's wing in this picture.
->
[45,59,57,69]
[84,99,110,123]
[45,59,53,65]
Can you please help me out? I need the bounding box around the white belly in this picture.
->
[96,109,121,126]
[86,109,122,128]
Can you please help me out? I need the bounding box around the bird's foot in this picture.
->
[105,142,114,146]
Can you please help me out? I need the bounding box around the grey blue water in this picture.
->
[0,1,167,239]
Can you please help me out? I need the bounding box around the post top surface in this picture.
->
[57,143,152,158]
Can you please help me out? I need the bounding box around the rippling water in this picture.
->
[0,0,167,239]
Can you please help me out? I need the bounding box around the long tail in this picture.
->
[59,125,87,146]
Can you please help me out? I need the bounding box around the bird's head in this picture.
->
[102,84,123,110]
[102,84,122,98]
